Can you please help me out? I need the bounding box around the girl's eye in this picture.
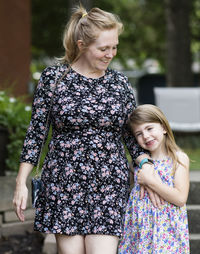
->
[100,48,106,52]
[148,128,153,131]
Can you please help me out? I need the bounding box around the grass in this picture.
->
[183,148,200,171]
[173,133,200,171]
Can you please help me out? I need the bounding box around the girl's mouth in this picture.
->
[146,140,155,146]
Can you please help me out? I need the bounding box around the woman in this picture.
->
[13,5,159,254]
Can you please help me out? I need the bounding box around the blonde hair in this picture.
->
[129,104,184,172]
[60,5,123,64]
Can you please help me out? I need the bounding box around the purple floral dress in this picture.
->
[118,158,190,253]
[20,64,144,236]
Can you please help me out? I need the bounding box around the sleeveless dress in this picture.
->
[20,64,144,236]
[118,158,190,253]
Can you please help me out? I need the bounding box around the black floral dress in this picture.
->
[20,64,144,237]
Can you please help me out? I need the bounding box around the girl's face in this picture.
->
[133,122,167,156]
[79,28,118,75]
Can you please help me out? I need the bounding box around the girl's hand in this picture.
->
[140,185,165,208]
[138,164,165,207]
[146,186,165,208]
[13,183,28,222]
[137,164,155,185]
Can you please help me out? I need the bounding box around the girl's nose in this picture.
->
[143,131,149,139]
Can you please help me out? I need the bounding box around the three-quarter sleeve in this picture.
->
[20,67,56,166]
[121,77,146,162]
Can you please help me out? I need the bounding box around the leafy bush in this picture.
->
[0,91,31,172]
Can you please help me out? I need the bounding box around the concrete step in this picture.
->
[187,171,200,204]
[187,205,200,234]
[0,220,34,237]
[190,234,200,254]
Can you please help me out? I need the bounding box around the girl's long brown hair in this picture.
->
[129,104,185,172]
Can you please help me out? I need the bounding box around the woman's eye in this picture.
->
[100,48,106,52]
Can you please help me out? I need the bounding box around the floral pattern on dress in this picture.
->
[20,64,144,236]
[118,158,190,253]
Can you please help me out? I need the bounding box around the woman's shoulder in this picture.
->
[41,63,67,78]
[108,68,129,81]
[108,69,133,91]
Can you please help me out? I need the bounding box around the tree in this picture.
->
[164,0,193,86]
[93,0,166,69]
[32,0,93,60]
[32,0,166,68]
[32,0,200,88]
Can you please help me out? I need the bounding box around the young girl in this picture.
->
[118,104,190,253]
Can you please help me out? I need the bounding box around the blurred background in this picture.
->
[0,0,200,253]
[0,0,200,174]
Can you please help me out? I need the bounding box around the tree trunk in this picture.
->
[164,0,193,87]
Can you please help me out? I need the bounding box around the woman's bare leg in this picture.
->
[85,234,119,254]
[55,234,85,254]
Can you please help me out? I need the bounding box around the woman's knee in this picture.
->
[85,234,119,254]
[55,234,85,254]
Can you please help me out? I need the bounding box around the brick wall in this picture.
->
[0,0,31,97]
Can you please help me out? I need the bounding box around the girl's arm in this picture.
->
[137,151,190,207]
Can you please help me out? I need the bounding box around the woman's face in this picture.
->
[79,28,119,75]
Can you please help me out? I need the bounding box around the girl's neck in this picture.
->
[150,150,168,161]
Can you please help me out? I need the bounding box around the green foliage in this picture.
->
[191,0,200,54]
[31,0,166,68]
[174,133,200,149]
[32,0,70,59]
[93,0,166,68]
[184,148,200,170]
[0,91,31,172]
[31,0,200,70]
[174,132,200,170]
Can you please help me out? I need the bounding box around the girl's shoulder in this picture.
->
[176,150,190,166]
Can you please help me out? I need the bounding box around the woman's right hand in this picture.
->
[13,162,34,222]
[13,182,28,222]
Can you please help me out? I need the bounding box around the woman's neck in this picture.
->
[71,59,105,79]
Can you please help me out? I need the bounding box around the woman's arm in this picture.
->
[137,152,190,207]
[13,162,34,222]
[13,66,58,221]
[120,77,164,208]
[135,156,165,208]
